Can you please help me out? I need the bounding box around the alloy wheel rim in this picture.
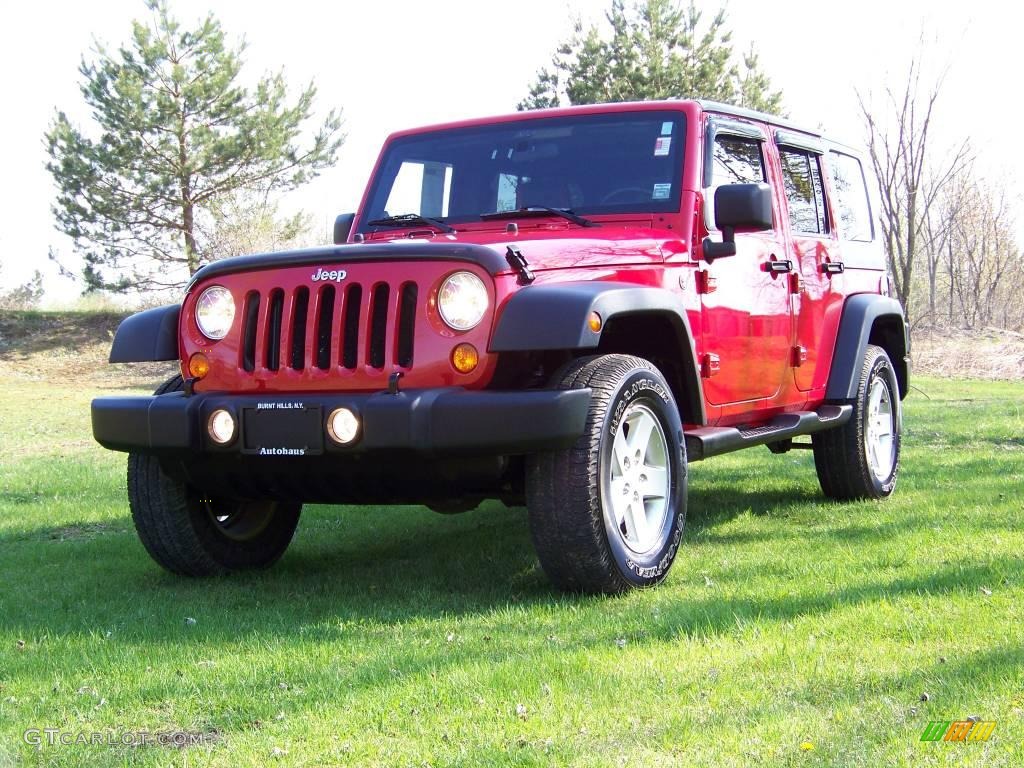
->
[865,375,896,482]
[604,402,671,554]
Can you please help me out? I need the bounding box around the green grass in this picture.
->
[0,376,1021,766]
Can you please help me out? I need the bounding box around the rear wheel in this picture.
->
[526,355,687,593]
[127,376,301,576]
[813,344,902,500]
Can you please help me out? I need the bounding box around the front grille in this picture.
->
[239,280,418,374]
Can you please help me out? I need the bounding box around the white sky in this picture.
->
[0,0,1019,303]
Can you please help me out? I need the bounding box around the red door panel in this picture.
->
[700,232,792,405]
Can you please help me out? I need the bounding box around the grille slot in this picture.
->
[265,289,285,371]
[315,285,336,370]
[368,284,390,369]
[342,284,362,370]
[397,282,417,368]
[290,287,310,370]
[241,292,260,372]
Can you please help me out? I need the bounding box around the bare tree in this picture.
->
[921,175,962,322]
[196,191,317,265]
[946,179,1020,328]
[910,167,1024,332]
[858,55,970,328]
[0,265,45,310]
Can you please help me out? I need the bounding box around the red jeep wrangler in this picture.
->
[93,100,908,593]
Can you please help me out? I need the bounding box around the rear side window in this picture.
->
[829,152,874,241]
[780,148,828,235]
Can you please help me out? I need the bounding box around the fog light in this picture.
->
[189,352,210,379]
[208,409,236,445]
[451,343,479,374]
[327,407,360,444]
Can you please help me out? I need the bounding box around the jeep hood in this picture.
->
[187,224,685,288]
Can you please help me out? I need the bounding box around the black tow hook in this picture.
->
[388,371,404,395]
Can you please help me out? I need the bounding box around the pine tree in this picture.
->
[45,0,343,292]
[518,0,783,114]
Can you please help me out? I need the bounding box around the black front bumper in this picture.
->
[91,387,592,458]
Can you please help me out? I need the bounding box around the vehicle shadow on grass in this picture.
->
[3,485,1018,638]
[0,475,814,619]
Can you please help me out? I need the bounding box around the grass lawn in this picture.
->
[0,374,1021,766]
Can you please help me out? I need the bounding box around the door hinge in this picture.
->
[788,272,803,294]
[791,345,808,367]
[696,269,718,294]
[701,353,721,378]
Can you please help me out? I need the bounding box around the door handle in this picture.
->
[764,258,793,274]
[820,261,845,275]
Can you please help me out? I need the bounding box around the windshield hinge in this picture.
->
[505,246,535,285]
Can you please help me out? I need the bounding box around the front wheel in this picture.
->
[813,344,902,500]
[526,355,687,594]
[126,376,301,576]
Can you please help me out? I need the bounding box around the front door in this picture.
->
[700,129,792,406]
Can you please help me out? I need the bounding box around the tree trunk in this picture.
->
[178,108,197,275]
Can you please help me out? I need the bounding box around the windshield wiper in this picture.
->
[366,213,455,233]
[480,206,598,228]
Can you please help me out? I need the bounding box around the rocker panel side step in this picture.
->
[684,404,853,461]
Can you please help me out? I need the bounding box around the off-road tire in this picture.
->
[127,375,302,576]
[813,344,902,500]
[526,355,687,594]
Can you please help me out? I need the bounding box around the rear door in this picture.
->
[699,119,792,406]
[774,132,840,392]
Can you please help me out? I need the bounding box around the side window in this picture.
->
[708,134,767,231]
[711,135,766,187]
[384,160,453,218]
[829,152,874,241]
[779,148,828,235]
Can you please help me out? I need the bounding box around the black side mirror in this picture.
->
[703,183,773,261]
[333,213,355,245]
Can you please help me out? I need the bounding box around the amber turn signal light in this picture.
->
[451,343,479,374]
[188,352,210,379]
[588,311,602,332]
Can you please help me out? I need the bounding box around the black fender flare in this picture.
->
[825,294,909,401]
[489,281,705,424]
[109,305,180,363]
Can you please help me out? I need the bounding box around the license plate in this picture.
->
[242,404,323,456]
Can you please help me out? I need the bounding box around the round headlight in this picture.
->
[195,285,235,340]
[437,271,488,331]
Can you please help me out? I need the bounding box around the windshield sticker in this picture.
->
[654,137,671,156]
[652,183,672,200]
[661,121,673,136]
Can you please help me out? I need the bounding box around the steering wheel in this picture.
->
[600,187,650,205]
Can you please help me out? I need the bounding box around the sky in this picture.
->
[0,0,1019,303]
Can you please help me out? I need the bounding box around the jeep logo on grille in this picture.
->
[311,267,348,282]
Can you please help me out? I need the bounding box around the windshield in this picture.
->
[359,110,686,231]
